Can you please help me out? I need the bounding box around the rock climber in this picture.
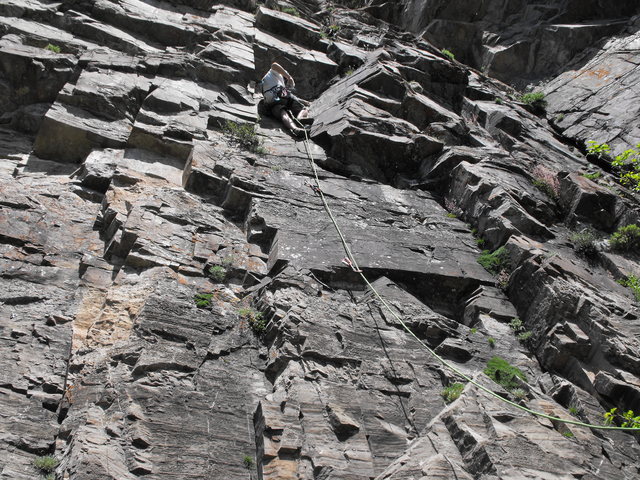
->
[260,62,312,137]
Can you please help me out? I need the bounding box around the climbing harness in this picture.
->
[293,117,640,433]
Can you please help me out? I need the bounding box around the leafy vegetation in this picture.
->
[519,91,547,111]
[609,224,640,252]
[570,228,599,257]
[320,24,340,39]
[582,171,601,181]
[477,246,509,275]
[281,7,300,16]
[222,121,267,155]
[45,43,61,53]
[208,265,226,282]
[484,356,527,391]
[587,141,640,191]
[239,307,266,333]
[34,456,58,473]
[509,317,533,344]
[586,140,611,157]
[243,455,254,469]
[487,337,496,348]
[441,49,455,61]
[194,293,213,308]
[603,407,640,428]
[441,382,464,403]
[618,274,640,301]
[568,405,579,416]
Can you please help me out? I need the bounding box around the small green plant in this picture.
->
[282,7,300,16]
[582,171,601,181]
[484,356,527,391]
[611,144,640,190]
[45,44,61,53]
[517,331,533,342]
[441,49,455,61]
[603,407,640,428]
[509,318,523,331]
[570,228,598,257]
[509,317,532,343]
[495,97,503,104]
[243,455,254,469]
[45,474,55,480]
[222,121,267,155]
[563,431,575,438]
[194,293,213,308]
[470,328,477,334]
[344,69,354,76]
[511,388,527,401]
[609,224,640,252]
[320,24,340,39]
[476,237,485,247]
[446,212,457,218]
[34,456,58,473]
[477,246,509,275]
[519,91,547,111]
[618,274,640,301]
[208,265,226,282]
[487,337,496,348]
[239,307,266,333]
[568,405,579,416]
[441,382,464,403]
[586,140,611,157]
[555,113,565,122]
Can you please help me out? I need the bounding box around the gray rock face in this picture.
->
[1,1,640,480]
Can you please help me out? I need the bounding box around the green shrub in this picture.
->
[194,293,213,308]
[611,144,640,190]
[609,224,640,252]
[282,7,300,16]
[589,141,640,190]
[222,121,266,155]
[484,356,527,391]
[441,49,455,61]
[34,456,58,473]
[208,265,226,282]
[568,405,579,416]
[487,337,496,348]
[618,274,640,301]
[570,229,598,257]
[45,44,61,53]
[563,431,574,438]
[603,407,640,427]
[243,455,254,469]
[519,91,547,111]
[586,141,610,157]
[470,328,477,334]
[517,331,533,342]
[477,246,509,275]
[239,307,266,333]
[441,382,464,403]
[582,171,601,181]
[495,97,503,104]
[509,318,523,331]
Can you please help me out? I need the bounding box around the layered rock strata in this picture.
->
[1,1,639,479]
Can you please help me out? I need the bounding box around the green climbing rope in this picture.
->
[294,119,640,432]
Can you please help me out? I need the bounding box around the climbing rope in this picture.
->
[294,117,640,432]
